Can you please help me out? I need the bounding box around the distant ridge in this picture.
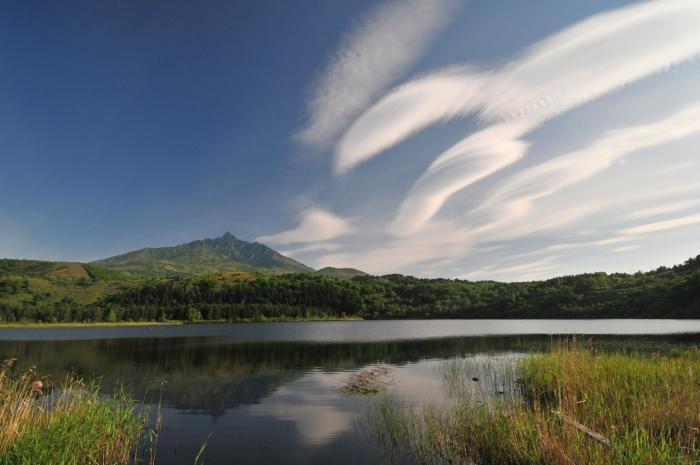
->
[92,232,314,277]
[315,267,368,280]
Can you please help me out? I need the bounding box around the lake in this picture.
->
[1,319,700,464]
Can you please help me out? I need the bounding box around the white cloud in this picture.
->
[489,204,599,243]
[389,121,531,235]
[504,243,588,262]
[611,245,640,253]
[279,243,342,257]
[297,0,461,148]
[256,208,352,245]
[314,219,473,274]
[482,102,700,218]
[479,0,700,124]
[622,212,700,235]
[294,0,700,279]
[626,199,700,220]
[594,236,633,246]
[332,0,700,240]
[459,259,555,282]
[448,104,700,270]
[334,67,486,174]
[335,0,700,175]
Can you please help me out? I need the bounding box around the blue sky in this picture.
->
[2,0,700,280]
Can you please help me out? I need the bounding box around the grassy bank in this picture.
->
[0,360,146,465]
[370,343,700,465]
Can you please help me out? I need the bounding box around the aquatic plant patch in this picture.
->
[339,366,394,395]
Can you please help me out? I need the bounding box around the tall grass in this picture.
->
[0,359,146,465]
[368,343,700,465]
[439,355,522,403]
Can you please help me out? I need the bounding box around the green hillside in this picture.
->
[92,232,313,277]
[0,259,132,308]
[315,267,368,280]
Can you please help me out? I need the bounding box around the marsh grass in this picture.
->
[369,342,700,465]
[439,355,522,403]
[0,359,146,465]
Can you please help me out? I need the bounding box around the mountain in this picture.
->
[92,233,313,277]
[315,267,368,280]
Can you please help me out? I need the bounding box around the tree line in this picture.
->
[1,256,699,323]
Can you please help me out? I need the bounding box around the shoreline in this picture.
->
[0,316,364,328]
[2,316,700,329]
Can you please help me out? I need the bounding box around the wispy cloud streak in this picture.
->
[334,67,485,174]
[256,208,352,245]
[286,0,700,278]
[390,121,531,235]
[483,103,700,215]
[297,0,461,148]
[328,0,700,252]
[622,213,700,235]
[626,200,700,220]
[336,0,700,175]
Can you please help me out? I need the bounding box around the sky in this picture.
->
[2,0,700,280]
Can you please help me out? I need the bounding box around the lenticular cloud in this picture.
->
[334,0,700,236]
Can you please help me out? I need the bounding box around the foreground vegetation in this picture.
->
[1,255,699,323]
[0,360,145,465]
[370,344,700,465]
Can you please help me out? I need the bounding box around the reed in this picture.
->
[0,359,145,465]
[369,343,700,465]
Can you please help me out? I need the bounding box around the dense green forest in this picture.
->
[1,255,699,323]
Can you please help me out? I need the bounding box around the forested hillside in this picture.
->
[0,259,130,310]
[1,255,698,323]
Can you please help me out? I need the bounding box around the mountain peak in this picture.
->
[93,233,313,277]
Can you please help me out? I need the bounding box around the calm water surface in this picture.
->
[1,319,699,464]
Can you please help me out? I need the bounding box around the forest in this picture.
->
[1,255,699,323]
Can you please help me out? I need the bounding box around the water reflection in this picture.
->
[3,319,700,342]
[0,325,698,464]
[1,333,699,414]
